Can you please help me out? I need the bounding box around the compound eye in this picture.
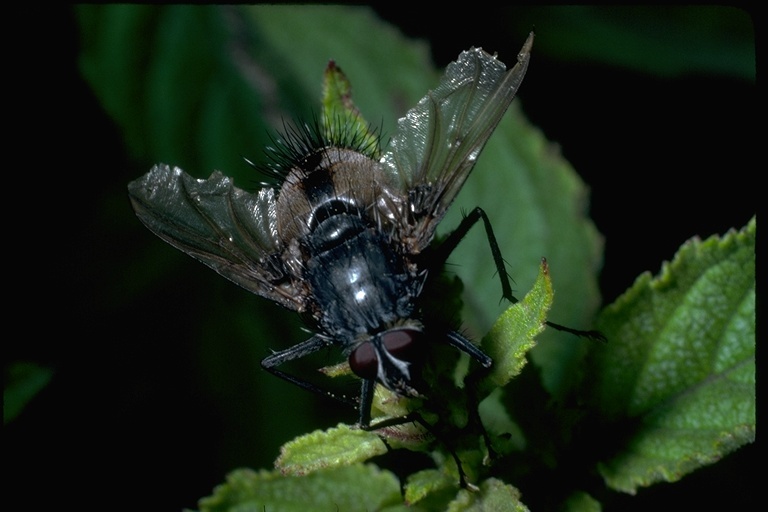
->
[348,329,420,381]
[381,329,419,361]
[348,341,377,380]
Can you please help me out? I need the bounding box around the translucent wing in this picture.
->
[128,164,304,311]
[380,32,534,250]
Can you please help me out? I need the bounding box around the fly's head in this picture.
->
[348,326,425,398]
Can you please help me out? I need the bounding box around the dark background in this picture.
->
[7,5,757,511]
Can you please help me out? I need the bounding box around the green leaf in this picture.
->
[560,491,602,512]
[275,423,388,476]
[321,61,381,156]
[586,217,755,493]
[403,469,456,506]
[447,478,529,512]
[479,259,554,394]
[76,5,312,185]
[198,464,402,512]
[246,5,433,133]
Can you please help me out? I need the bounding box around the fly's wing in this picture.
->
[379,32,533,251]
[128,164,304,311]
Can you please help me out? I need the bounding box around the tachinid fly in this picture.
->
[128,33,542,427]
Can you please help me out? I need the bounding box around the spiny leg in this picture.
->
[431,206,515,303]
[445,330,492,368]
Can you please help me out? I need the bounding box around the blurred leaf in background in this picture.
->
[3,362,54,425]
[510,6,754,79]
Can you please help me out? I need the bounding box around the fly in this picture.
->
[128,32,596,430]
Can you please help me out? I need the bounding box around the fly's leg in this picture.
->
[445,330,492,368]
[432,207,515,304]
[435,206,605,341]
[261,335,359,410]
[357,378,376,427]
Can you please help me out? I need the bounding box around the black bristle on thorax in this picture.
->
[245,113,383,187]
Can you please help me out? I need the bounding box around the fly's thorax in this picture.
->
[303,219,419,342]
[275,147,393,241]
